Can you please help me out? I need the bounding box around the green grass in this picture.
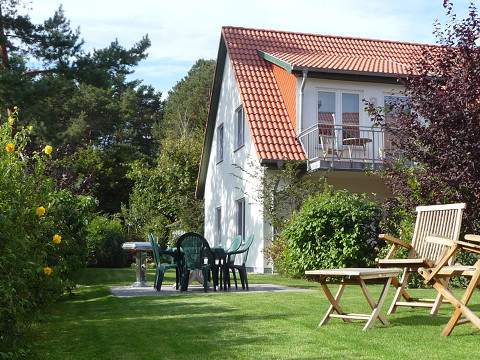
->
[32,268,480,360]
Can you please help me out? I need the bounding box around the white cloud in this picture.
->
[28,0,474,93]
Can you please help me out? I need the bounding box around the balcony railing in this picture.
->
[298,124,389,170]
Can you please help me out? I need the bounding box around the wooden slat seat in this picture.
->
[377,258,427,268]
[377,203,465,315]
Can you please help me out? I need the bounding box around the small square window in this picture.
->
[235,106,245,150]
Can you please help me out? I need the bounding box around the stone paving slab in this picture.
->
[110,283,311,297]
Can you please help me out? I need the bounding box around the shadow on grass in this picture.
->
[37,285,298,359]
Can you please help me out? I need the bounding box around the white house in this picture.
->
[196,26,431,273]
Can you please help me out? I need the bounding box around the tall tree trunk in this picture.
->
[0,3,10,70]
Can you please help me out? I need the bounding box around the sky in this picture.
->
[29,0,474,96]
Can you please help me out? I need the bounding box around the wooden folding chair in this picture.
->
[418,235,480,336]
[377,203,465,315]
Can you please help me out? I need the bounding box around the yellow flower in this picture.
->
[7,116,14,126]
[36,206,46,217]
[43,145,53,155]
[52,234,62,244]
[43,266,53,276]
[5,143,15,153]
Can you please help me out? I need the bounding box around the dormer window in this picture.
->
[235,105,245,150]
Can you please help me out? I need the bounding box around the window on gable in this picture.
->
[216,124,224,163]
[235,106,245,150]
[235,198,245,243]
[215,206,222,247]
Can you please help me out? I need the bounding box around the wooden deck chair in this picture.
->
[418,234,480,336]
[377,203,465,315]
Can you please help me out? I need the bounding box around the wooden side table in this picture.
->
[306,268,401,331]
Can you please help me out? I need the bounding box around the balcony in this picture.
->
[298,124,389,171]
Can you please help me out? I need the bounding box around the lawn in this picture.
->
[31,268,480,360]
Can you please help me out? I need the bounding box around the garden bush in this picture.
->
[86,215,128,267]
[270,188,382,277]
[0,109,96,355]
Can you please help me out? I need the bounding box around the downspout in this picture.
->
[298,70,308,133]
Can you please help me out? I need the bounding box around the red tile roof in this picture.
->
[222,26,428,161]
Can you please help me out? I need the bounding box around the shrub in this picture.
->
[86,215,128,267]
[0,109,96,354]
[271,188,382,277]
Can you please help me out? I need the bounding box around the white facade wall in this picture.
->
[204,54,268,272]
[204,69,406,273]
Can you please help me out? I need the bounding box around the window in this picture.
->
[216,124,224,163]
[215,207,222,247]
[317,90,362,137]
[317,91,336,135]
[235,198,245,242]
[342,93,360,139]
[235,106,245,149]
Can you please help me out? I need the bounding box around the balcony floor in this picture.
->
[308,159,384,172]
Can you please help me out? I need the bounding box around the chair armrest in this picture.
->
[465,234,480,243]
[425,235,455,247]
[379,234,412,250]
[226,248,247,256]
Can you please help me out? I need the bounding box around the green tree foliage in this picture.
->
[126,59,215,241]
[157,59,215,139]
[86,215,128,268]
[271,188,382,277]
[0,2,163,213]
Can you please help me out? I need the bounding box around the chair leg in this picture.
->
[175,267,179,290]
[202,268,209,292]
[238,268,245,290]
[244,269,249,290]
[181,270,190,291]
[153,267,159,290]
[430,277,448,315]
[156,265,166,291]
[388,269,410,315]
[232,268,238,290]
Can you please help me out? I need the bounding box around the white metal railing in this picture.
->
[298,124,391,168]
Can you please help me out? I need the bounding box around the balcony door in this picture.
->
[341,93,360,139]
[317,90,361,139]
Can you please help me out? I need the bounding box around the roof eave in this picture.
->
[195,34,227,200]
[291,65,410,79]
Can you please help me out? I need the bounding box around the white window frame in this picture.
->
[215,206,222,247]
[216,123,224,163]
[235,198,245,243]
[316,88,363,127]
[234,105,245,150]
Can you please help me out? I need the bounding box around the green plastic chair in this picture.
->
[176,232,215,292]
[148,233,178,291]
[225,235,255,290]
[218,235,242,289]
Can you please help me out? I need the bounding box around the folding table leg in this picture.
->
[363,277,392,331]
[319,283,349,327]
[359,279,389,326]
